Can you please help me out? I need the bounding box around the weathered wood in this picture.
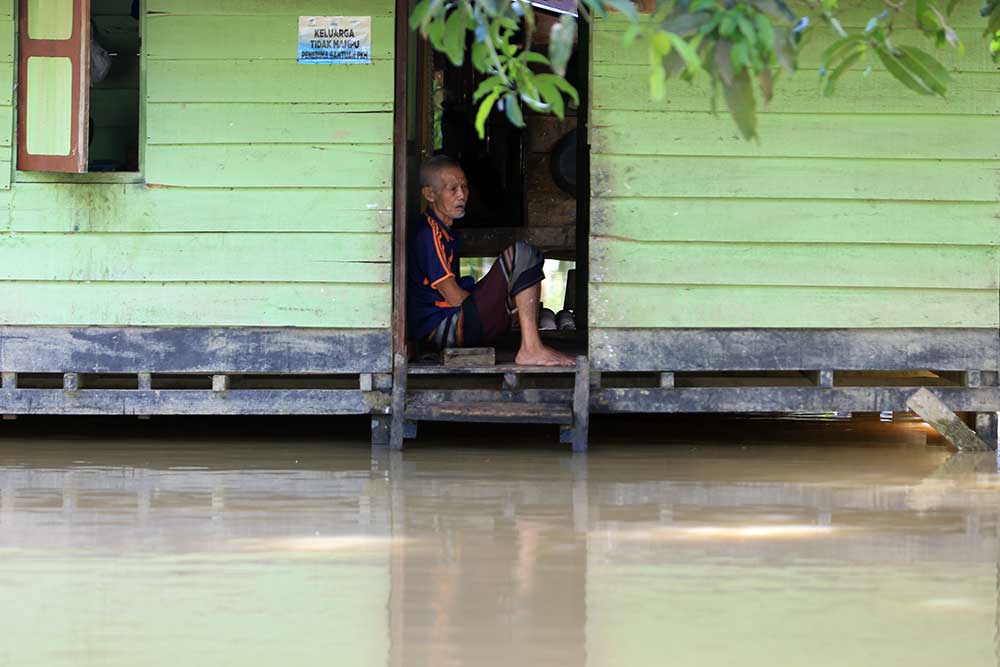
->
[359,373,374,392]
[502,373,519,390]
[409,363,577,375]
[63,373,79,393]
[406,389,571,405]
[373,374,393,391]
[590,371,602,390]
[371,415,390,447]
[1,372,14,390]
[590,329,1000,372]
[0,327,391,373]
[212,375,229,393]
[593,386,1000,414]
[974,413,998,451]
[659,372,675,389]
[404,420,419,440]
[458,226,576,258]
[572,357,590,453]
[137,372,152,391]
[389,353,408,451]
[406,401,573,425]
[442,347,495,367]
[906,388,990,452]
[0,389,385,415]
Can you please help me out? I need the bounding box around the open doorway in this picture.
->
[402,5,590,364]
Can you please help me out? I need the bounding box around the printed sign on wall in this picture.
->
[298,16,371,64]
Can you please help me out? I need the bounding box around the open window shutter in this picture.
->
[18,0,90,173]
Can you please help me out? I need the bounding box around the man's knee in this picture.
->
[505,240,544,267]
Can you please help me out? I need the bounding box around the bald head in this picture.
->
[420,155,468,226]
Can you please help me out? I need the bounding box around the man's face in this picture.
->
[424,166,469,223]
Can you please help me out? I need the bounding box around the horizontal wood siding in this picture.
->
[590,10,1000,331]
[0,1,394,329]
[0,3,12,189]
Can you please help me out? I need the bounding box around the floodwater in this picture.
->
[0,417,998,667]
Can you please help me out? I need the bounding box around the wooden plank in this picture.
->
[906,387,990,451]
[0,232,390,283]
[407,389,571,404]
[592,111,1000,160]
[590,199,1000,246]
[589,328,1000,372]
[405,401,573,425]
[145,103,393,145]
[409,363,577,375]
[145,0,395,16]
[592,66,1000,115]
[590,284,998,328]
[590,239,998,290]
[442,347,495,366]
[145,144,392,188]
[63,372,79,392]
[145,15,395,60]
[0,388,385,415]
[1,372,15,389]
[146,60,394,103]
[0,326,392,373]
[212,374,229,392]
[137,372,152,391]
[592,154,1000,202]
[9,184,391,233]
[593,3,992,29]
[389,352,407,451]
[593,386,1000,414]
[0,282,390,327]
[595,28,998,72]
[0,20,14,63]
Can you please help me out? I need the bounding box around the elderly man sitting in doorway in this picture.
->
[407,155,575,367]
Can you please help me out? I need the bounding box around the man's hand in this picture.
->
[436,276,470,307]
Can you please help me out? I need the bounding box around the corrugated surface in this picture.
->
[0,0,393,328]
[589,8,1000,330]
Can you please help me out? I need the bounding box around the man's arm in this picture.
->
[435,276,470,307]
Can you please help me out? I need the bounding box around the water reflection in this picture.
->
[0,429,997,667]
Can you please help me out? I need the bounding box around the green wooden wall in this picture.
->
[0,0,393,328]
[590,4,1000,330]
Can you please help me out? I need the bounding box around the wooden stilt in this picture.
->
[975,413,998,450]
[907,388,989,451]
[389,353,408,451]
[572,356,590,453]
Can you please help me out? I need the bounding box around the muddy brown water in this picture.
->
[0,416,997,667]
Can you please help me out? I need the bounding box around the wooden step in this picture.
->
[405,401,573,425]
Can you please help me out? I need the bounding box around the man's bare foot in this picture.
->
[515,345,576,367]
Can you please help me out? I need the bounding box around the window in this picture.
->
[17,0,141,173]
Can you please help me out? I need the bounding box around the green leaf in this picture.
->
[551,75,580,106]
[821,35,864,68]
[720,13,737,37]
[534,73,566,118]
[822,48,862,96]
[651,31,673,56]
[715,38,735,85]
[473,75,504,102]
[737,14,757,44]
[442,8,467,66]
[521,51,551,65]
[409,0,435,30]
[649,63,667,100]
[896,45,951,95]
[549,14,577,76]
[753,13,775,50]
[666,32,704,73]
[873,44,934,95]
[730,39,750,72]
[504,92,525,128]
[623,23,642,48]
[722,69,757,139]
[772,29,797,73]
[475,89,501,139]
[758,66,774,102]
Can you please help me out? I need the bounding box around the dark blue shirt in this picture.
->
[408,210,462,341]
